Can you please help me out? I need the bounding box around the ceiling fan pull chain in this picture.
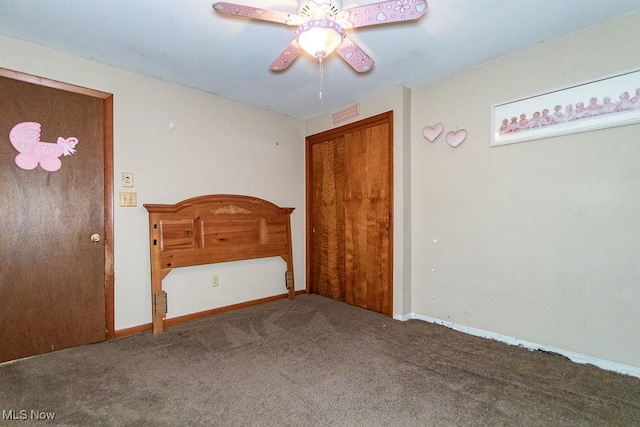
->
[319,56,324,110]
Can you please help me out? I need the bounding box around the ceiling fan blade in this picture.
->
[340,0,428,29]
[270,39,302,71]
[336,36,374,73]
[212,2,303,26]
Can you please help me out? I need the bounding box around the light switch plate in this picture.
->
[119,192,137,207]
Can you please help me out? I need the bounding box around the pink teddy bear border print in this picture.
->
[9,122,78,172]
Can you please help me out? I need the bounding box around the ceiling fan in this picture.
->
[212,0,428,73]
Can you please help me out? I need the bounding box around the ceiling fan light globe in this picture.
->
[296,19,345,58]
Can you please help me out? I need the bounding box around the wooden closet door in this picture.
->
[307,112,393,315]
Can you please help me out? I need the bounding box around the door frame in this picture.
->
[305,111,394,314]
[0,67,115,339]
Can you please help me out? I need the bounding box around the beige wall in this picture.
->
[411,12,640,370]
[0,35,306,330]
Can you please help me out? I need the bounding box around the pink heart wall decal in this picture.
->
[445,129,467,147]
[422,123,444,142]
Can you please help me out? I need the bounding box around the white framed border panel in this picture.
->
[492,68,640,147]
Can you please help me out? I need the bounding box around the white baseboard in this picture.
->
[394,312,640,379]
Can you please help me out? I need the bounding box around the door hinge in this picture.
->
[153,291,168,317]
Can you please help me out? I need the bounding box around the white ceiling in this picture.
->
[1,0,639,120]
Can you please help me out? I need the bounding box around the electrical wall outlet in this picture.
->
[211,275,219,287]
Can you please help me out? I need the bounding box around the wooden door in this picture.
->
[0,70,114,363]
[307,112,393,315]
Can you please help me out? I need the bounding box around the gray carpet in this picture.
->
[1,294,639,426]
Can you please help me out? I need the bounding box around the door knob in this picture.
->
[90,233,102,243]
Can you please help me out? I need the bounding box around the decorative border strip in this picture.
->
[491,67,640,146]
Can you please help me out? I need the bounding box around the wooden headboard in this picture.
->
[144,194,295,335]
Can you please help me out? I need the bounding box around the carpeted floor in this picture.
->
[1,294,639,426]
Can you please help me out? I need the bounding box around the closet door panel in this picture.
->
[307,112,393,316]
[343,123,391,313]
[309,137,346,300]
